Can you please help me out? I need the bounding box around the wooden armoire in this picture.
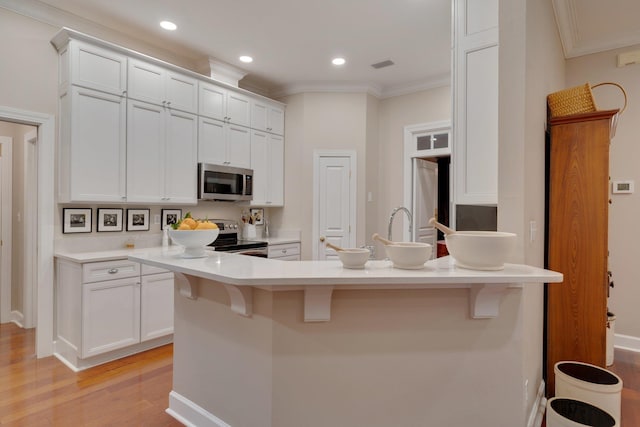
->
[545,109,619,396]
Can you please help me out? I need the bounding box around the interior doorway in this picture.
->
[0,106,55,358]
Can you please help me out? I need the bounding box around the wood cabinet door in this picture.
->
[67,86,126,202]
[164,109,198,204]
[82,277,140,358]
[126,99,165,203]
[140,273,174,342]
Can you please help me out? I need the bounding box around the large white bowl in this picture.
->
[384,242,432,269]
[444,231,516,270]
[336,248,370,269]
[168,229,219,258]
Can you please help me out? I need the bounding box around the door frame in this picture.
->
[312,150,357,260]
[403,120,451,241]
[0,105,55,358]
[0,136,12,324]
[23,129,38,328]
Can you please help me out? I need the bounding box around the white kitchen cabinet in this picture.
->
[268,242,301,260]
[250,130,284,206]
[55,257,174,370]
[128,58,198,113]
[199,116,251,169]
[58,39,127,96]
[140,272,174,341]
[127,99,198,204]
[452,0,498,206]
[199,81,251,127]
[251,99,285,135]
[58,85,127,203]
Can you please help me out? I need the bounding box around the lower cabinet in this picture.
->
[268,242,301,261]
[55,257,174,370]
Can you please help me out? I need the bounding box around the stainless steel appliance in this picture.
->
[208,219,268,257]
[198,163,253,201]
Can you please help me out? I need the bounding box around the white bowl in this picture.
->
[168,229,219,258]
[336,248,370,269]
[444,231,517,270]
[384,242,432,269]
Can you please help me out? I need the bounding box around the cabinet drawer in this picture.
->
[268,243,300,259]
[82,259,140,283]
[141,264,171,276]
[273,254,300,261]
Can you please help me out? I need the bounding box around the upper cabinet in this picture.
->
[128,58,198,113]
[251,99,285,135]
[452,0,498,206]
[199,81,251,127]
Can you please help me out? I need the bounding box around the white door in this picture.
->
[164,109,198,204]
[314,153,355,260]
[413,158,438,256]
[140,272,174,342]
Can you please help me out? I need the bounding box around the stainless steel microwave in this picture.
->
[198,163,253,201]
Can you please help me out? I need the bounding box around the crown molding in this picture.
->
[379,73,451,99]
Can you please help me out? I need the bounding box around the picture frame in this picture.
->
[62,208,92,234]
[250,208,264,225]
[161,209,182,230]
[97,208,123,232]
[126,209,150,231]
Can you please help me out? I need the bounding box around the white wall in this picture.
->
[566,44,640,344]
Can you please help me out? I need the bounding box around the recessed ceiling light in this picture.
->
[239,56,253,63]
[160,21,177,31]
[332,57,346,66]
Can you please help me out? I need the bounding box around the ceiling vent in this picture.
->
[371,60,395,69]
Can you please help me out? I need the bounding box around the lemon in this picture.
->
[182,218,198,230]
[196,221,218,230]
[177,223,191,230]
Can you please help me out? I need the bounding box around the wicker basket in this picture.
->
[547,82,627,118]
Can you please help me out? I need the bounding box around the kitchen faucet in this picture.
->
[388,206,413,242]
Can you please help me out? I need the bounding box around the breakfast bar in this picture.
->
[129,249,562,427]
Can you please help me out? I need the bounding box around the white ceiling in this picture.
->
[4,0,640,97]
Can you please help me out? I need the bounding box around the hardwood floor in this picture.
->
[2,323,639,426]
[0,323,181,426]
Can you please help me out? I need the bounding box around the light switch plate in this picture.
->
[612,180,634,194]
[154,214,161,224]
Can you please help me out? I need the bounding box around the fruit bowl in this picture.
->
[168,229,219,258]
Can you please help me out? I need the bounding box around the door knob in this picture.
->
[319,236,325,242]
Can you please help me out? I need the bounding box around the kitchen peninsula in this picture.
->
[129,249,562,426]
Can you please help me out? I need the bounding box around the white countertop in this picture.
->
[258,237,301,245]
[55,247,156,263]
[127,248,562,287]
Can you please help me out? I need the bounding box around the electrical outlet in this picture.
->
[154,214,161,225]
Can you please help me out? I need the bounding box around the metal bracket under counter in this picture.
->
[174,272,514,321]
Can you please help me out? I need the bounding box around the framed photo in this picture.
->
[63,208,92,234]
[161,209,182,230]
[126,209,150,231]
[97,208,123,232]
[250,208,264,225]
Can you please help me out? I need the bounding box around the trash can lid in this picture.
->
[550,398,616,427]
[557,362,620,385]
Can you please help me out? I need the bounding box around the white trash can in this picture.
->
[546,397,616,427]
[606,312,616,367]
[555,361,622,426]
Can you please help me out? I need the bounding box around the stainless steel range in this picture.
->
[207,219,268,257]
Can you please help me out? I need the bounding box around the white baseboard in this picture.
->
[614,333,640,352]
[10,310,24,328]
[167,391,232,427]
[527,380,547,427]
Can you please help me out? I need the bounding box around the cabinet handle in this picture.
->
[108,268,119,274]
[167,101,171,106]
[282,249,287,254]
[122,90,127,96]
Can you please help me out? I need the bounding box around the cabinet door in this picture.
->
[69,40,127,95]
[127,99,165,203]
[199,81,226,120]
[251,100,269,132]
[140,273,174,341]
[227,92,251,127]
[227,124,252,169]
[165,70,198,113]
[82,277,140,358]
[268,105,285,135]
[127,58,165,105]
[250,130,269,205]
[165,109,198,204]
[66,86,126,202]
[267,134,285,206]
[198,116,227,165]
